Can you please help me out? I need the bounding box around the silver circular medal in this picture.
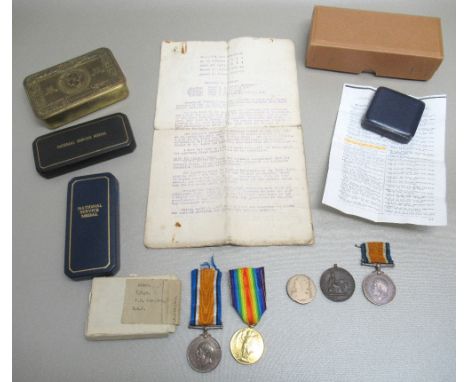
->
[362,271,396,305]
[187,332,222,373]
[320,264,355,302]
[286,274,316,304]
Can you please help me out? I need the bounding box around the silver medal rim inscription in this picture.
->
[362,271,396,306]
[187,333,222,373]
[286,274,316,304]
[320,264,355,302]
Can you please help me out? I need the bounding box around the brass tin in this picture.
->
[23,48,129,128]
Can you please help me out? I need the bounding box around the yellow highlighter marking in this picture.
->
[345,137,386,151]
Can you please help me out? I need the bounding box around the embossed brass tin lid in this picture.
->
[23,47,129,129]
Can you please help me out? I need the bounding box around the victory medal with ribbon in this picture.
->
[229,267,267,365]
[186,258,223,373]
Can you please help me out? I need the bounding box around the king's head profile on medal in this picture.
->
[357,242,396,305]
[286,274,316,304]
[186,257,223,373]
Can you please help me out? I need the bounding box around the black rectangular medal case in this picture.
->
[32,113,136,178]
[361,87,426,144]
[64,172,120,280]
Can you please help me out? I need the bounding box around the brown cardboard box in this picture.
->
[306,6,443,80]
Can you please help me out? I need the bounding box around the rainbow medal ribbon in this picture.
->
[186,258,222,373]
[228,267,267,365]
[357,242,396,306]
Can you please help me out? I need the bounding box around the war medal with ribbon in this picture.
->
[186,258,223,373]
[357,242,396,305]
[229,267,267,365]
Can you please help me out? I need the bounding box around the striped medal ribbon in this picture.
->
[187,258,222,373]
[229,267,267,326]
[229,267,266,365]
[189,258,222,328]
[357,242,394,266]
[357,242,396,306]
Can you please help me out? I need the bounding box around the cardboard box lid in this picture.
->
[311,6,443,59]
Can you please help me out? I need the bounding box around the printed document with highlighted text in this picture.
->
[323,84,447,226]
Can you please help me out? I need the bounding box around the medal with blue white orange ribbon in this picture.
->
[357,242,396,305]
[229,267,267,365]
[186,258,223,373]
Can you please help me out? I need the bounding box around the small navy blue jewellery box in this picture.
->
[64,172,119,280]
[361,87,426,144]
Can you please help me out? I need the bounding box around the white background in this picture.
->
[12,0,456,381]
